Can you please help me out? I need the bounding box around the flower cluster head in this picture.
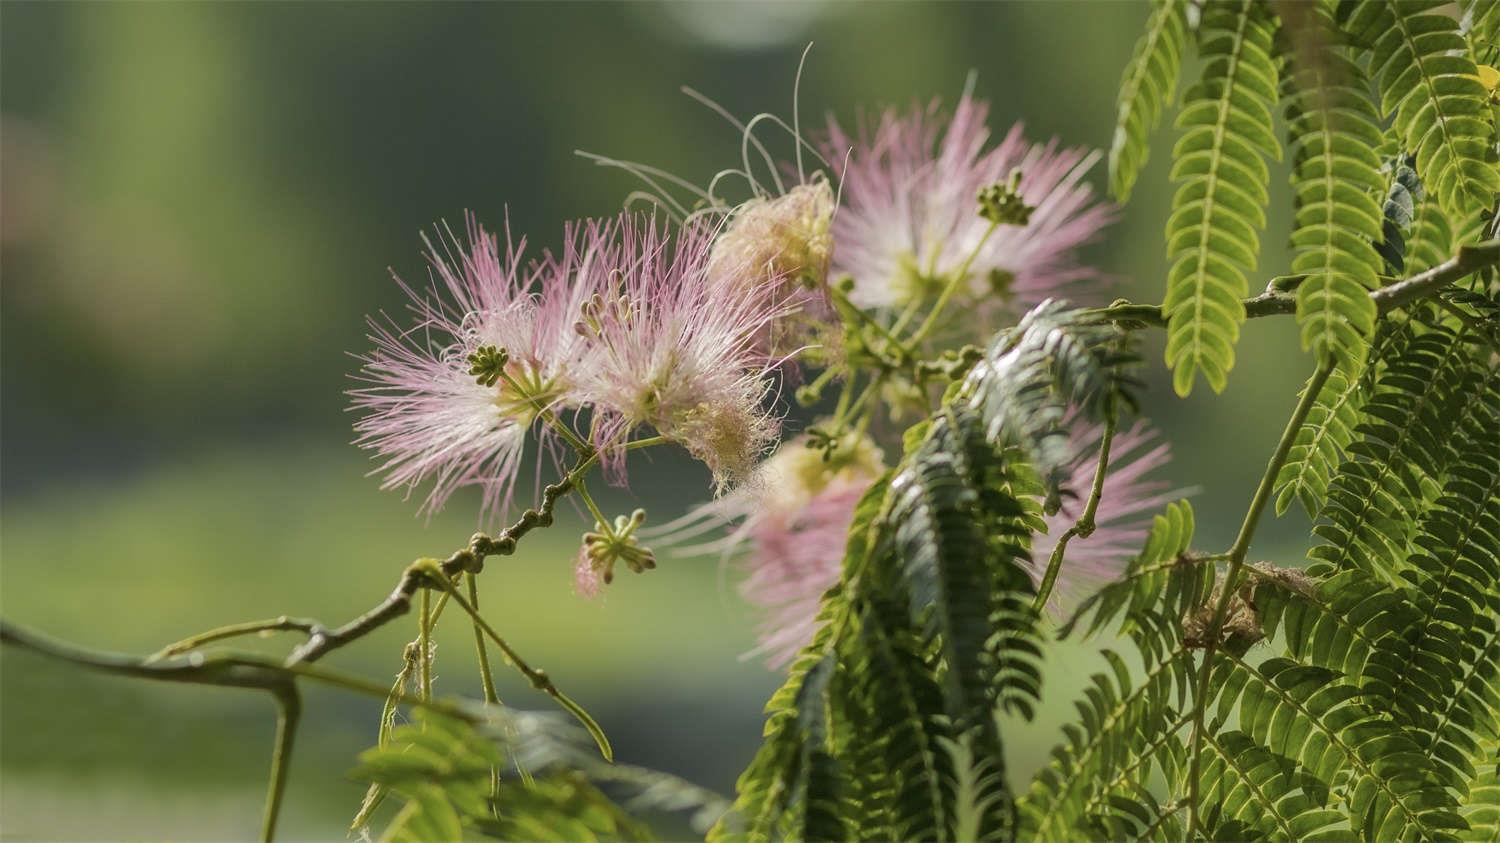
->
[574,508,657,600]
[706,177,839,358]
[353,211,787,522]
[352,215,595,520]
[575,215,786,491]
[822,89,1115,325]
[355,75,1173,631]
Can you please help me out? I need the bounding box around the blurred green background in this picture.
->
[2,2,1317,839]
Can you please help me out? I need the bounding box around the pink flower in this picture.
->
[675,422,1175,668]
[573,546,603,600]
[351,214,599,522]
[575,214,788,492]
[822,90,1115,324]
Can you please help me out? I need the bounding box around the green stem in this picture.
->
[1184,357,1335,839]
[905,220,1001,348]
[466,572,509,803]
[494,368,593,455]
[149,616,320,663]
[1032,410,1116,612]
[829,284,910,362]
[260,686,301,843]
[575,476,610,530]
[1090,238,1500,330]
[418,589,433,702]
[421,565,613,763]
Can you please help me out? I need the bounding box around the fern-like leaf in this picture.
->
[1310,316,1486,580]
[1273,364,1369,517]
[1283,3,1386,371]
[1163,0,1281,395]
[1195,729,1357,841]
[1343,0,1500,216]
[1217,655,1465,839]
[1109,0,1190,201]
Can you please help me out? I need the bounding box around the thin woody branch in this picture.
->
[1088,239,1500,328]
[284,473,576,665]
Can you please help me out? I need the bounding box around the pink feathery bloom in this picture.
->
[677,422,1174,668]
[573,546,603,600]
[575,214,787,492]
[822,90,1116,321]
[351,214,600,522]
[1030,419,1179,607]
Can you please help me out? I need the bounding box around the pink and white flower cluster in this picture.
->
[353,213,786,522]
[356,81,1178,652]
[823,91,1115,325]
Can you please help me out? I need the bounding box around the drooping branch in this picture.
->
[284,471,579,666]
[1089,239,1500,328]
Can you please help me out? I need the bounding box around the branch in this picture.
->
[1090,239,1500,327]
[1032,409,1117,611]
[284,468,580,665]
[0,619,477,842]
[1183,357,1337,836]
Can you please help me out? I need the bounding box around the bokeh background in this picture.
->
[2,2,1315,839]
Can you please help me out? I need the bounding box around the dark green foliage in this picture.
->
[1311,316,1493,583]
[720,3,1500,840]
[352,708,729,842]
[1195,730,1355,841]
[1273,364,1369,517]
[716,303,1138,841]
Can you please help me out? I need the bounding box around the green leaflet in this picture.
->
[1163,0,1281,396]
[1273,364,1369,517]
[1064,499,1204,639]
[1283,3,1385,372]
[1108,0,1189,202]
[1195,730,1356,842]
[349,709,668,843]
[1343,0,1500,218]
[1217,655,1465,839]
[1310,311,1490,581]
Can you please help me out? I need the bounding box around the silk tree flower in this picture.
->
[351,215,600,521]
[575,214,787,492]
[653,433,885,666]
[821,90,1115,321]
[706,176,836,296]
[680,421,1173,668]
[704,177,839,359]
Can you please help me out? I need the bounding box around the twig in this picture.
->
[284,467,581,666]
[0,620,477,842]
[1032,409,1117,611]
[1183,357,1336,837]
[1089,239,1500,328]
[148,616,322,663]
[419,563,613,764]
[261,686,301,843]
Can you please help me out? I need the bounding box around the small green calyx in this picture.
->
[581,509,656,585]
[977,169,1034,226]
[466,345,510,388]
